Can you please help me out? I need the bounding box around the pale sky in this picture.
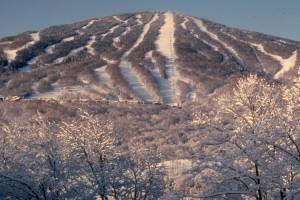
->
[0,0,299,41]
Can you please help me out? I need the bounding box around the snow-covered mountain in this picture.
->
[0,11,299,105]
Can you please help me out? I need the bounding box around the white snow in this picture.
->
[155,12,181,105]
[45,44,56,54]
[82,19,97,30]
[193,18,244,66]
[113,16,124,23]
[0,41,12,45]
[136,14,143,25]
[162,159,194,177]
[54,47,84,64]
[222,31,298,79]
[86,35,97,55]
[63,36,75,42]
[120,60,153,102]
[4,32,40,61]
[102,24,120,37]
[124,14,159,57]
[118,14,160,102]
[181,17,189,30]
[245,41,298,78]
[156,12,177,59]
[94,65,111,86]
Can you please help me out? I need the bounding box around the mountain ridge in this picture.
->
[0,11,299,105]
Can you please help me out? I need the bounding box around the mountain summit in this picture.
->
[0,11,299,105]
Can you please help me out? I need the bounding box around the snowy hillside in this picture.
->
[0,11,299,105]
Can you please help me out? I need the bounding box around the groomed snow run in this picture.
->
[119,14,159,102]
[86,36,97,55]
[94,65,111,86]
[155,12,180,105]
[113,16,125,23]
[156,12,177,59]
[223,31,299,79]
[193,18,244,66]
[250,43,298,79]
[120,60,153,102]
[82,19,97,30]
[181,17,189,30]
[125,14,159,57]
[136,14,143,25]
[4,32,40,61]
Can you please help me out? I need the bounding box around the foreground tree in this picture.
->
[59,111,116,200]
[194,74,300,199]
[0,115,70,199]
[0,110,166,199]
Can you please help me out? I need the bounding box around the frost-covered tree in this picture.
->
[109,143,165,200]
[0,115,71,200]
[193,74,300,199]
[59,111,115,200]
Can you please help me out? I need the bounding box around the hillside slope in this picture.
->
[0,11,299,105]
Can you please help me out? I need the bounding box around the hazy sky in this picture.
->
[0,0,299,41]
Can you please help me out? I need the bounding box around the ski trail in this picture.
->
[248,40,298,79]
[156,12,177,59]
[120,60,153,102]
[155,12,180,105]
[124,14,159,57]
[119,14,159,102]
[86,35,97,55]
[181,17,189,30]
[193,18,244,66]
[94,65,111,86]
[136,14,143,25]
[54,46,84,64]
[222,31,298,78]
[273,50,297,79]
[63,36,75,42]
[189,27,228,62]
[113,16,125,23]
[102,24,120,37]
[4,32,40,61]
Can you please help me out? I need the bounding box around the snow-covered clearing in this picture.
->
[120,60,153,102]
[155,12,182,105]
[113,16,125,23]
[54,46,84,64]
[250,43,298,79]
[81,19,97,30]
[162,159,194,177]
[94,65,111,86]
[32,84,88,100]
[136,14,143,25]
[4,32,40,61]
[119,14,159,102]
[62,36,75,42]
[181,17,189,30]
[193,18,244,66]
[86,36,97,55]
[124,14,159,57]
[222,31,298,79]
[156,12,177,59]
[102,24,120,38]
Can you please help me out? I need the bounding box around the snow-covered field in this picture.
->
[193,18,244,66]
[155,12,181,105]
[250,43,298,79]
[120,60,153,102]
[124,13,159,57]
[86,35,97,55]
[222,31,298,78]
[180,17,189,30]
[4,32,40,61]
